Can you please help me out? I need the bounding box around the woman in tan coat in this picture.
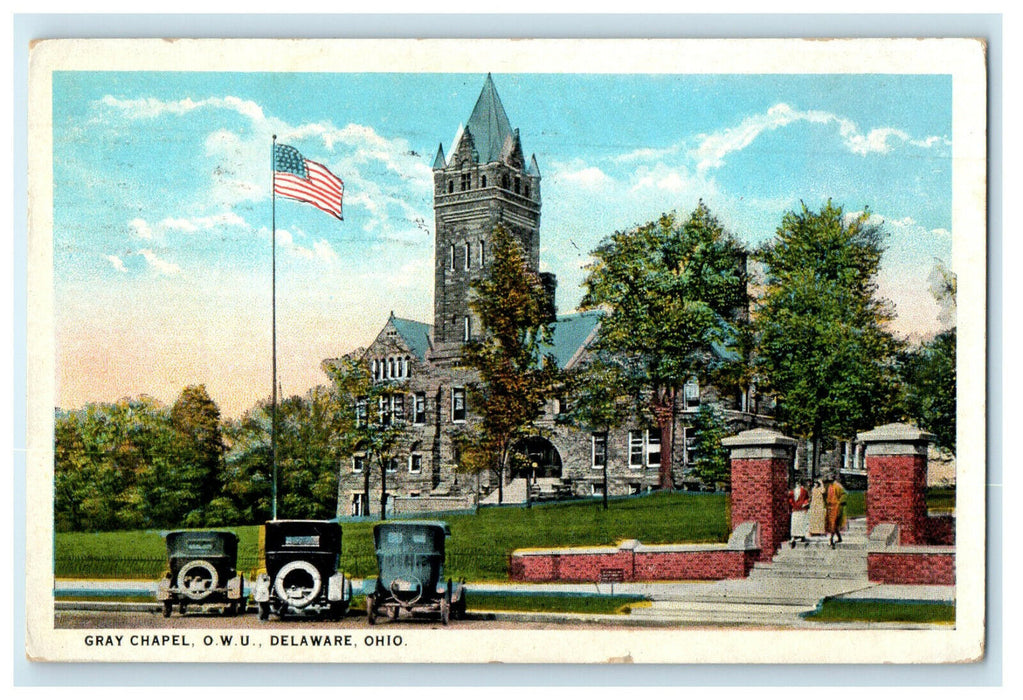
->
[825,475,848,548]
[808,479,826,536]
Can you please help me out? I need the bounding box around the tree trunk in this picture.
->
[379,460,388,521]
[602,429,609,511]
[363,466,371,518]
[652,386,677,491]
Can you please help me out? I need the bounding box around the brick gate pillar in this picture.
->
[857,423,934,545]
[722,428,797,561]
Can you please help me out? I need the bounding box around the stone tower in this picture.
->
[430,74,544,365]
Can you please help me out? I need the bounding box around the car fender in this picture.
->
[155,575,172,601]
[327,572,349,602]
[226,574,244,600]
[252,573,271,603]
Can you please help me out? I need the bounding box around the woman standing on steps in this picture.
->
[809,479,827,536]
[789,480,811,547]
[824,474,848,548]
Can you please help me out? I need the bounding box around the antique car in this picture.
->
[155,530,246,617]
[366,521,466,625]
[252,520,352,620]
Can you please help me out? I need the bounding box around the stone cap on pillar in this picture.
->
[857,423,934,456]
[722,428,797,459]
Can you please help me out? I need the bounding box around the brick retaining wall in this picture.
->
[867,551,955,585]
[509,529,760,583]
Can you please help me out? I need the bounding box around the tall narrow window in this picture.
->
[481,174,487,188]
[646,430,661,467]
[479,240,485,267]
[355,399,367,427]
[464,241,471,270]
[591,433,608,470]
[414,392,426,424]
[449,244,455,271]
[451,387,466,422]
[447,180,454,194]
[391,394,404,424]
[514,176,521,194]
[463,316,471,342]
[629,431,645,469]
[683,378,700,410]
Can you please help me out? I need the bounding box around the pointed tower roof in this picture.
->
[527,154,541,177]
[433,142,447,169]
[465,74,513,164]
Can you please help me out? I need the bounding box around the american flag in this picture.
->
[273,143,344,220]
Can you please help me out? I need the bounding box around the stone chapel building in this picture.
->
[331,75,769,517]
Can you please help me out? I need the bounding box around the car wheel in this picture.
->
[162,601,173,618]
[176,560,219,601]
[257,602,270,621]
[273,560,322,609]
[178,603,187,615]
[366,595,377,625]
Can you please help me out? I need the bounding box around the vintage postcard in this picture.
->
[26,38,986,664]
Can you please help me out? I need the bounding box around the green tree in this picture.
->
[580,203,747,489]
[755,201,902,477]
[689,405,730,489]
[325,356,408,519]
[169,385,226,526]
[900,263,956,452]
[460,223,559,504]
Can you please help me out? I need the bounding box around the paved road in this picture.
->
[55,608,631,631]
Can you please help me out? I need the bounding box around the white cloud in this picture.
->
[692,102,947,173]
[138,249,181,275]
[105,255,127,272]
[553,163,612,189]
[160,212,247,232]
[98,95,267,123]
[129,218,154,240]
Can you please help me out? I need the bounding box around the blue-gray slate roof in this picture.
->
[465,73,514,165]
[390,317,433,362]
[543,311,603,369]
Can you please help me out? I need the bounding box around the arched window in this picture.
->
[481,174,487,188]
[447,180,454,194]
[388,357,396,379]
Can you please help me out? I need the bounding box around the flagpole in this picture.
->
[271,134,278,521]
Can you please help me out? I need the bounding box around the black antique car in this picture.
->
[252,520,352,620]
[155,530,246,617]
[366,521,466,625]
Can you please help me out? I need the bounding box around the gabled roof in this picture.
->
[389,317,433,362]
[543,310,603,369]
[465,73,514,165]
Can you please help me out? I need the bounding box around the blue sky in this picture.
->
[53,71,953,416]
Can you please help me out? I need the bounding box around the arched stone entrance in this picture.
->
[510,436,563,480]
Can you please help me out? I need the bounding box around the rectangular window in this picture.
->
[351,494,366,517]
[591,433,608,469]
[409,454,422,474]
[451,387,466,422]
[463,316,471,342]
[646,430,661,468]
[386,458,399,473]
[414,392,426,424]
[629,429,660,468]
[629,431,645,469]
[591,483,605,497]
[683,428,697,468]
[479,240,486,267]
[391,394,404,424]
[379,396,391,426]
[464,241,471,270]
[352,454,365,473]
[460,172,471,191]
[449,244,455,271]
[683,379,700,410]
[355,398,367,427]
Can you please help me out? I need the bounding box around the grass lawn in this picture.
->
[53,488,948,582]
[804,598,955,624]
[56,492,730,581]
[465,592,644,615]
